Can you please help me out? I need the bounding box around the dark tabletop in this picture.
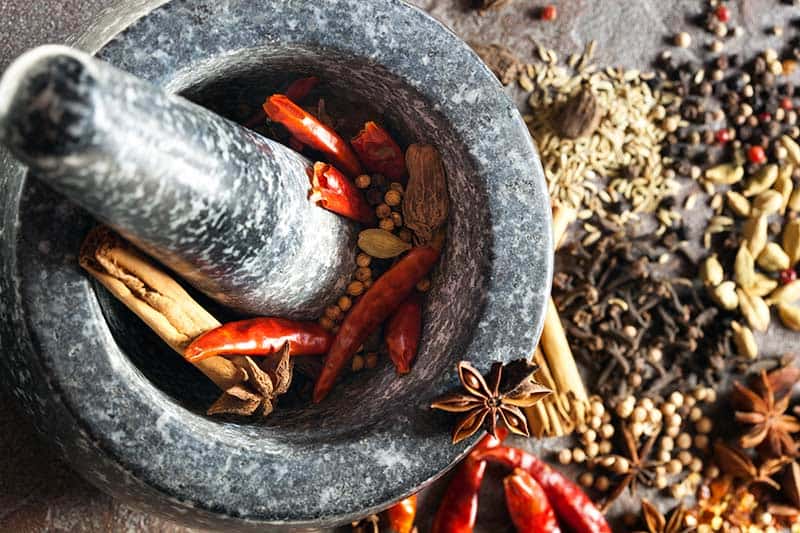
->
[0,0,794,531]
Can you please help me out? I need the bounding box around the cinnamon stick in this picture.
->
[79,227,280,417]
[524,205,588,436]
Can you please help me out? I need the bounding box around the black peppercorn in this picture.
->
[703,129,715,144]
[765,121,782,137]
[700,81,713,96]
[754,56,767,74]
[738,125,752,141]
[760,72,776,87]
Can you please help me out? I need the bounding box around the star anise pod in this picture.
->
[638,499,688,533]
[598,426,663,512]
[713,441,786,490]
[207,345,293,417]
[733,370,800,456]
[431,360,551,444]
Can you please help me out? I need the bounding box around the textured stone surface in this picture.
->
[0,0,549,530]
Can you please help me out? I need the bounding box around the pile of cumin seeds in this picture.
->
[521,41,680,230]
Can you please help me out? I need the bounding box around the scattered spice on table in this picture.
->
[518,41,678,226]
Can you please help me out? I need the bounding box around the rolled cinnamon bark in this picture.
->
[524,205,588,436]
[79,226,282,417]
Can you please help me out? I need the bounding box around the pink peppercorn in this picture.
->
[715,5,730,23]
[758,112,772,122]
[780,269,797,285]
[715,129,731,144]
[781,97,794,111]
[748,145,767,164]
[541,4,557,21]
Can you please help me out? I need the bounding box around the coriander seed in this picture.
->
[676,432,692,449]
[376,203,392,219]
[355,267,372,282]
[347,281,365,296]
[365,353,378,369]
[356,253,372,267]
[594,476,610,492]
[675,32,692,48]
[667,459,682,475]
[694,434,709,450]
[678,450,693,465]
[389,182,404,193]
[325,305,342,321]
[352,354,365,371]
[696,416,713,433]
[558,449,572,464]
[384,190,402,207]
[338,295,353,312]
[572,448,586,463]
[379,218,395,232]
[578,472,594,487]
[585,442,599,458]
[598,440,612,454]
[355,174,371,188]
[669,391,684,407]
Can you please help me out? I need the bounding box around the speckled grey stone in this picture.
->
[0,46,357,320]
[0,0,551,530]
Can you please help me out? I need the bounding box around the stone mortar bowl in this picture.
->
[0,0,551,530]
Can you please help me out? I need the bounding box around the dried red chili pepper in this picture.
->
[184,317,332,363]
[384,494,417,533]
[351,121,406,182]
[477,447,610,533]
[310,162,376,225]
[431,429,508,533]
[263,94,363,177]
[385,293,422,374]
[313,246,440,402]
[504,469,561,533]
[285,76,319,103]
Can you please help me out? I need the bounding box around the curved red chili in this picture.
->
[431,429,508,533]
[385,293,422,374]
[351,121,406,182]
[504,469,561,533]
[476,447,610,533]
[313,246,440,402]
[285,76,319,103]
[385,494,417,533]
[184,318,332,363]
[310,162,376,225]
[263,94,363,177]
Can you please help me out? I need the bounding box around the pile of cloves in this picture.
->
[553,219,733,404]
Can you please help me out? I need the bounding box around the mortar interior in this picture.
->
[91,46,492,443]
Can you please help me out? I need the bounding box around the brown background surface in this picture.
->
[1,0,796,531]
